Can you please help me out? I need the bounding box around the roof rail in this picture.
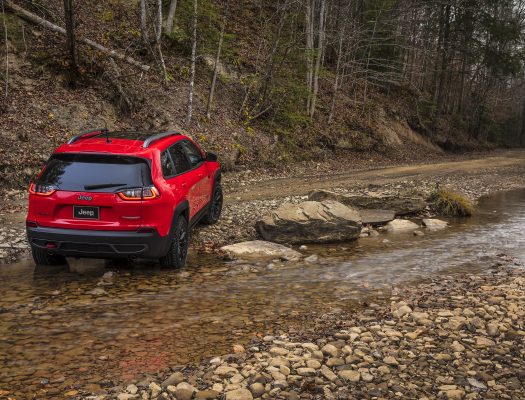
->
[67,128,108,144]
[143,131,181,148]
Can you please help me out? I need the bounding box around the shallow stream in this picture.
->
[1,189,525,397]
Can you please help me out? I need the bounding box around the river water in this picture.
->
[1,189,525,397]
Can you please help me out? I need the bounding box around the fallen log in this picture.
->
[5,0,150,72]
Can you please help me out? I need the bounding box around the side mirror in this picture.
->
[205,152,218,162]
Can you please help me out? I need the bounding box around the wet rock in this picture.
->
[232,344,245,353]
[321,344,339,358]
[195,389,220,399]
[422,218,448,231]
[214,365,238,377]
[444,389,465,400]
[162,372,184,388]
[225,388,253,400]
[117,394,138,400]
[126,384,138,394]
[476,337,496,348]
[297,367,316,376]
[320,365,337,382]
[393,304,413,318]
[386,219,419,233]
[88,287,108,296]
[220,241,301,261]
[451,341,465,352]
[338,370,361,383]
[256,201,362,244]
[149,382,162,398]
[383,356,399,366]
[249,382,265,397]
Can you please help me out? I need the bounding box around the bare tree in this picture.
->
[206,18,225,119]
[309,0,325,118]
[63,0,77,73]
[328,13,346,124]
[140,0,149,48]
[186,0,198,125]
[2,0,8,109]
[154,0,168,81]
[305,0,314,113]
[165,0,177,34]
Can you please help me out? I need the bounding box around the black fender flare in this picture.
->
[213,168,222,186]
[168,200,189,239]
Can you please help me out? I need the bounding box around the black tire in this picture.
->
[31,245,66,266]
[202,183,223,225]
[159,216,189,268]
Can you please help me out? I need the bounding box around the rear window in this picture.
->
[38,153,152,192]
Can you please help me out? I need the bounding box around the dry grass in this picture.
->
[429,188,475,217]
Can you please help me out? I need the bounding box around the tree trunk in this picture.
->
[305,0,314,113]
[436,3,451,115]
[165,0,177,34]
[154,0,168,81]
[5,0,150,71]
[186,0,197,125]
[328,15,345,124]
[521,99,525,146]
[309,0,325,118]
[206,20,225,119]
[63,0,77,73]
[2,0,8,109]
[140,0,149,48]
[155,0,162,43]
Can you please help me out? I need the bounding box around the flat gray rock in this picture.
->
[308,189,427,216]
[221,240,301,260]
[360,209,396,226]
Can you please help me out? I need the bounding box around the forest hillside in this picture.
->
[1,0,525,187]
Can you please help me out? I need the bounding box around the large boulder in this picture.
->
[256,200,362,244]
[220,240,302,261]
[308,189,427,216]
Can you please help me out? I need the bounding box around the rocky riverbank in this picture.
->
[106,258,524,400]
[2,155,525,264]
[192,161,525,252]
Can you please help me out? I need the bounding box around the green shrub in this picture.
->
[428,188,475,217]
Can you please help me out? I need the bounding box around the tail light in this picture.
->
[117,186,159,201]
[29,182,57,196]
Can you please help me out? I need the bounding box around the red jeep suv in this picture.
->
[26,129,222,268]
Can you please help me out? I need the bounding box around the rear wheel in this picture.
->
[202,183,223,225]
[31,245,66,266]
[159,216,189,268]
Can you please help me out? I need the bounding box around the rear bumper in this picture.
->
[26,226,170,259]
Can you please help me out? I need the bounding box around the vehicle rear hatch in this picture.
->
[32,153,152,231]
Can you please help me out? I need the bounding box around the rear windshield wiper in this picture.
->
[84,183,127,190]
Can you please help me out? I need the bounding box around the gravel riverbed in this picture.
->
[103,260,525,400]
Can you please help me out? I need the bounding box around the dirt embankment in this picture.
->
[2,150,525,263]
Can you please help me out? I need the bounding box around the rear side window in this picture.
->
[38,153,152,192]
[180,140,204,168]
[168,143,191,175]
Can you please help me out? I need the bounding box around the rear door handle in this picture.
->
[181,183,187,188]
